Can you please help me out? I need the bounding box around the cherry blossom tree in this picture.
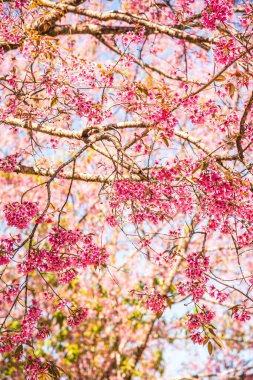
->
[0,0,253,378]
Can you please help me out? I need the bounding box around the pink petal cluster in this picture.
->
[214,38,239,65]
[0,283,20,305]
[18,228,108,279]
[186,253,209,281]
[25,357,49,380]
[48,227,83,249]
[0,305,42,355]
[0,235,20,265]
[4,201,39,229]
[202,0,233,29]
[121,28,145,47]
[145,293,167,314]
[186,307,216,344]
[0,153,19,173]
[67,307,89,327]
[233,308,251,322]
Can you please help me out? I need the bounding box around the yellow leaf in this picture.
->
[215,75,226,82]
[162,136,169,147]
[166,298,172,309]
[50,97,58,107]
[228,83,235,98]
[213,336,225,349]
[208,341,213,355]
[39,373,52,380]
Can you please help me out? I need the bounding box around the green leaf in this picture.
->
[169,285,177,293]
[55,311,66,328]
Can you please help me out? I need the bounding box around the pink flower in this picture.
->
[105,215,119,227]
[2,283,20,304]
[209,285,229,302]
[57,269,77,284]
[145,293,167,314]
[186,253,209,281]
[35,327,50,339]
[4,201,39,229]
[0,153,19,173]
[214,38,239,65]
[185,314,201,332]
[198,307,216,324]
[191,333,205,344]
[67,307,89,327]
[48,227,82,249]
[186,307,215,343]
[25,357,49,380]
[202,0,233,30]
[0,254,10,266]
[233,309,251,322]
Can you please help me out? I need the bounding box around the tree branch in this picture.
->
[2,117,236,161]
[13,164,141,183]
[37,0,215,50]
[236,91,253,161]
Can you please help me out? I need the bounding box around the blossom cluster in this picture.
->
[121,28,145,47]
[0,305,42,355]
[133,287,168,315]
[0,235,20,266]
[185,307,216,344]
[0,153,19,173]
[4,201,39,229]
[0,283,20,306]
[176,253,210,302]
[145,293,168,314]
[202,0,233,29]
[19,228,108,282]
[67,307,89,327]
[232,307,251,322]
[185,253,209,281]
[109,161,253,243]
[214,38,239,65]
[110,174,192,225]
[0,2,23,45]
[25,357,49,380]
